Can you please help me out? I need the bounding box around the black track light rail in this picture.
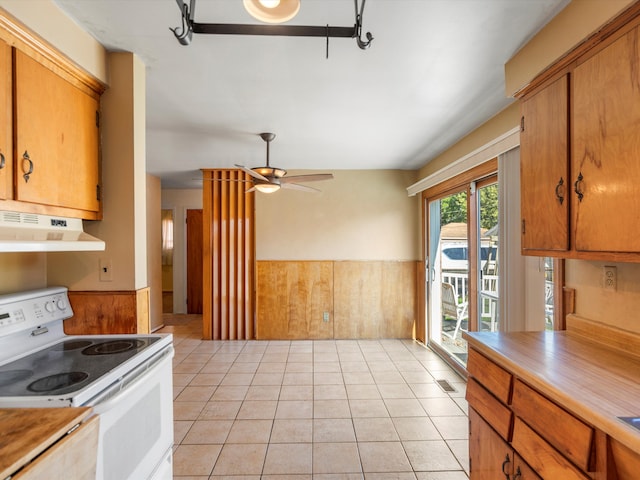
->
[171,0,373,52]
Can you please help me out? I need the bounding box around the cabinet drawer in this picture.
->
[465,377,513,441]
[467,348,513,404]
[512,417,589,480]
[512,379,594,472]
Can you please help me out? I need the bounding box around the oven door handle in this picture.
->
[86,347,173,409]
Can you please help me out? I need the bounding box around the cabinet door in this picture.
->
[469,408,514,479]
[14,50,100,213]
[520,74,569,252]
[572,24,640,252]
[0,38,11,200]
[513,453,542,480]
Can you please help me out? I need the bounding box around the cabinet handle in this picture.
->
[22,151,33,183]
[555,177,565,205]
[513,466,522,480]
[0,152,4,170]
[501,453,511,480]
[574,172,584,202]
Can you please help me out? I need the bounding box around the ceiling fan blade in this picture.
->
[245,185,257,193]
[280,182,321,193]
[279,173,334,184]
[234,164,269,182]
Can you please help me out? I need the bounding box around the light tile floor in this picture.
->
[159,314,469,480]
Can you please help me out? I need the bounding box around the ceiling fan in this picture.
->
[235,133,333,193]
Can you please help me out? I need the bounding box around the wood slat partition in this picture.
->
[202,169,255,340]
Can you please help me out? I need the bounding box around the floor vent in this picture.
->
[436,379,456,393]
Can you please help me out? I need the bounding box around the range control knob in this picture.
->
[56,299,66,310]
[44,302,55,313]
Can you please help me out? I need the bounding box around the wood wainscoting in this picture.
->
[257,260,417,340]
[64,288,150,334]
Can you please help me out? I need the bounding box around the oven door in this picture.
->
[88,347,174,480]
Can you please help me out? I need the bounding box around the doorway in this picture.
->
[161,209,174,313]
[186,209,203,314]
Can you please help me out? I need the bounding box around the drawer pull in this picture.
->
[0,152,4,169]
[555,177,565,205]
[22,151,33,183]
[502,453,511,480]
[574,172,584,202]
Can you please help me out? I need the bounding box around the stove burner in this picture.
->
[27,371,89,392]
[82,339,146,355]
[52,340,94,351]
[0,369,33,387]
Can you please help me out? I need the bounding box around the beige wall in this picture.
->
[257,170,420,261]
[0,0,107,82]
[0,253,46,293]
[147,174,162,331]
[505,0,635,96]
[49,52,148,292]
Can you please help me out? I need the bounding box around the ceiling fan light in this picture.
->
[255,183,281,193]
[243,0,300,24]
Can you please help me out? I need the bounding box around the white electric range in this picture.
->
[0,286,174,480]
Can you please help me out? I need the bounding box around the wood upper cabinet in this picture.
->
[571,23,640,253]
[518,8,640,260]
[520,74,569,253]
[14,50,101,213]
[0,37,11,200]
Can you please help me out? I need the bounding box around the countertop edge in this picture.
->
[464,330,640,455]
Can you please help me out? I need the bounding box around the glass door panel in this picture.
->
[478,182,499,332]
[428,191,469,365]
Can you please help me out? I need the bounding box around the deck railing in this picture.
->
[442,270,499,332]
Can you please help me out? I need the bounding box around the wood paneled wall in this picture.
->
[64,288,150,334]
[256,260,417,340]
[202,169,255,340]
[257,261,334,339]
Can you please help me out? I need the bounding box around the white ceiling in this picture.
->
[53,0,568,189]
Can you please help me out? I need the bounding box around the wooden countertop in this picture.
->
[464,318,640,455]
[0,407,92,479]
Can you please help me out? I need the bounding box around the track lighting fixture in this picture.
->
[171,0,373,55]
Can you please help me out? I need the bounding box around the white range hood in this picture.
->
[0,211,105,252]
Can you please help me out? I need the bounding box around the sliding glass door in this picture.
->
[424,163,498,368]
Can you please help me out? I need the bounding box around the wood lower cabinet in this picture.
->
[467,348,593,479]
[0,407,98,480]
[518,6,640,260]
[14,415,99,480]
[469,408,540,479]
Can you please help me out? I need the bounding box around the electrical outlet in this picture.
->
[99,258,113,282]
[603,265,616,291]
[323,312,330,322]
